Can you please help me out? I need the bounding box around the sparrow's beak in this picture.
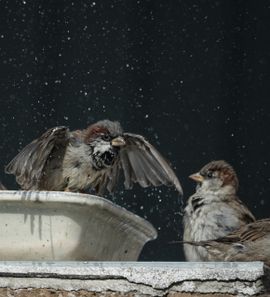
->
[111,136,126,147]
[189,172,204,183]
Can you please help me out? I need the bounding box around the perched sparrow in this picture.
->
[5,120,182,195]
[183,219,270,266]
[183,160,255,261]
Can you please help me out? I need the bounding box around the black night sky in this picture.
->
[1,1,270,261]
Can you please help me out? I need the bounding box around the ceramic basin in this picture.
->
[0,191,157,261]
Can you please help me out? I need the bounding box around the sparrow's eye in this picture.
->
[207,171,213,178]
[102,134,111,141]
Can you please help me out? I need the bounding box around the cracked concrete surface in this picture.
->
[0,289,239,297]
[0,262,267,296]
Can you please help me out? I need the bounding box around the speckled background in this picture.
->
[1,1,270,261]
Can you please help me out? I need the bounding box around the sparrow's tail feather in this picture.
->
[182,240,213,247]
[168,240,214,248]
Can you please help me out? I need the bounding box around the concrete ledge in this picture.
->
[0,261,267,296]
[0,289,238,297]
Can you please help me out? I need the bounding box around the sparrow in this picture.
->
[5,120,182,195]
[183,160,255,261]
[183,219,270,266]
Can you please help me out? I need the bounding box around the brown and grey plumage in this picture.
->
[5,120,182,195]
[183,160,255,261]
[183,219,270,266]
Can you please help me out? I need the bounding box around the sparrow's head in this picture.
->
[84,120,126,169]
[189,160,239,193]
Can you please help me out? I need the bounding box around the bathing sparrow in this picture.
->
[6,120,182,195]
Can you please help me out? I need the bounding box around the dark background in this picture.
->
[1,0,270,261]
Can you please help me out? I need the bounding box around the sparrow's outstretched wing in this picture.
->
[215,219,270,243]
[182,219,270,265]
[183,219,270,248]
[117,133,182,194]
[5,126,70,190]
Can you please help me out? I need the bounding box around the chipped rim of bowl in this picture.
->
[0,190,158,241]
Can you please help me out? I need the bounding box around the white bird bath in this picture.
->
[0,191,157,261]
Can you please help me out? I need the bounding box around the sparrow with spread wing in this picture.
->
[183,219,270,266]
[183,160,255,261]
[5,120,182,195]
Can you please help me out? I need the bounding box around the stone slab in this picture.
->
[0,261,266,296]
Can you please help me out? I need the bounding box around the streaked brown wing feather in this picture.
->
[183,220,270,248]
[119,133,183,194]
[215,219,270,244]
[92,160,121,195]
[235,219,270,242]
[5,126,70,190]
[106,160,121,193]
